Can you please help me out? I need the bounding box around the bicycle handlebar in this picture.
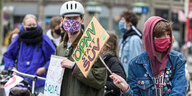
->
[11,69,46,81]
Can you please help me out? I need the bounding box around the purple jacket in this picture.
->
[3,34,56,88]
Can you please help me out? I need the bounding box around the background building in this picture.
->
[1,0,188,47]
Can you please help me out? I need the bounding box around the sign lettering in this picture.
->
[72,17,109,77]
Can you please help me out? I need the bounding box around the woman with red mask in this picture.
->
[110,16,187,96]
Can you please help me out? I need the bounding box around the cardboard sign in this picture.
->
[72,17,110,77]
[3,75,23,96]
[44,55,65,96]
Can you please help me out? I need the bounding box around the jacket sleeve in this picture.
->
[72,57,107,89]
[42,35,56,69]
[106,58,126,93]
[169,54,187,96]
[3,36,19,70]
[124,60,142,96]
[128,36,142,63]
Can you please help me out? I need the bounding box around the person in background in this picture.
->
[3,21,10,45]
[46,16,62,47]
[3,14,56,94]
[110,16,187,96]
[1,28,20,72]
[118,10,143,78]
[101,33,126,96]
[8,28,20,45]
[56,1,107,96]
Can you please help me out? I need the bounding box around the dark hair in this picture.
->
[49,16,61,29]
[153,21,172,38]
[120,10,138,26]
[105,33,120,59]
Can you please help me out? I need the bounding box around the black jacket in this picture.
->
[103,51,126,96]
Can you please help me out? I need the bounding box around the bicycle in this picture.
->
[0,69,46,96]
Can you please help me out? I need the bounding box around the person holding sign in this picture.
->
[110,16,187,96]
[101,33,126,96]
[56,1,107,96]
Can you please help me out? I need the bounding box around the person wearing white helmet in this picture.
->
[56,1,107,96]
[60,0,84,17]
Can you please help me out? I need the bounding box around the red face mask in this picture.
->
[154,37,171,52]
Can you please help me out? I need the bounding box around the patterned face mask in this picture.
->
[62,19,81,33]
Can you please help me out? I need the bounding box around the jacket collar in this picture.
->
[135,51,149,64]
[135,51,172,79]
[63,31,83,48]
[135,51,154,78]
[103,51,116,61]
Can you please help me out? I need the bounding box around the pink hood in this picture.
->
[143,16,172,77]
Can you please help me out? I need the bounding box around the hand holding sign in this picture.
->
[72,17,110,78]
[36,67,46,75]
[44,55,65,96]
[60,58,74,69]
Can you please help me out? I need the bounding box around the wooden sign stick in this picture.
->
[99,55,125,87]
[99,55,113,74]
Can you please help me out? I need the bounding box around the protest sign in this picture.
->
[72,17,110,77]
[44,55,65,96]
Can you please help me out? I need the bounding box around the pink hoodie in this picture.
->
[143,16,172,78]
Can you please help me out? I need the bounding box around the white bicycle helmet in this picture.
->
[60,1,84,17]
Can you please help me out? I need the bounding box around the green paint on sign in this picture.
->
[102,34,106,40]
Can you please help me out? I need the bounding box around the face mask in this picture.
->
[119,20,129,34]
[26,27,37,31]
[54,29,61,35]
[62,19,81,33]
[154,37,171,52]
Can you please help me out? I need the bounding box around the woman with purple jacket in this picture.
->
[3,14,56,93]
